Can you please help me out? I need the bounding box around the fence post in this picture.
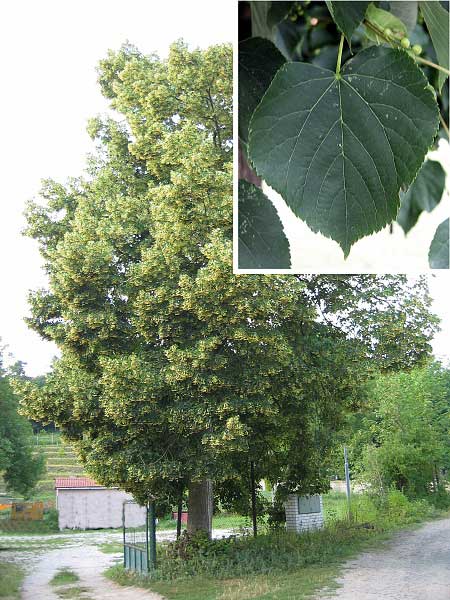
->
[122,502,126,569]
[148,501,157,569]
[344,446,352,520]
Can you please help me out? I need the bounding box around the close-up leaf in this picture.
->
[238,179,291,269]
[364,4,408,44]
[325,1,371,44]
[239,37,285,145]
[248,46,439,256]
[419,1,449,91]
[428,218,449,268]
[397,159,446,234]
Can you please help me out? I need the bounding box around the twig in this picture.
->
[439,113,449,138]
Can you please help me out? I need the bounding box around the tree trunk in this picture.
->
[187,480,213,538]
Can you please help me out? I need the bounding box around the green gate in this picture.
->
[122,500,157,573]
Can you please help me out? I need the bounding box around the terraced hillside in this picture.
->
[0,435,88,502]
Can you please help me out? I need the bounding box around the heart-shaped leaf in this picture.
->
[397,159,446,234]
[325,1,370,44]
[238,180,291,269]
[420,1,449,91]
[239,38,285,146]
[248,46,439,256]
[429,218,449,269]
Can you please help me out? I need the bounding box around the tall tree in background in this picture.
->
[18,41,439,536]
[0,349,44,498]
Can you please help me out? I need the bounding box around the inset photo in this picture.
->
[236,1,450,272]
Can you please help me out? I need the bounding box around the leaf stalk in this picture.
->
[439,113,449,138]
[336,34,345,77]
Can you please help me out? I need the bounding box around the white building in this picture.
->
[55,477,146,530]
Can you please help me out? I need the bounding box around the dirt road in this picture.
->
[1,527,234,600]
[21,543,160,600]
[319,517,450,600]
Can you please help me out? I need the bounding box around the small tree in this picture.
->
[0,353,44,498]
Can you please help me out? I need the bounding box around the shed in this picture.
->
[284,494,324,533]
[55,477,146,530]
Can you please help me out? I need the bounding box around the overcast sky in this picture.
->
[0,2,449,376]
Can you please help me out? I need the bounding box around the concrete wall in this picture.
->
[285,494,324,533]
[56,488,146,530]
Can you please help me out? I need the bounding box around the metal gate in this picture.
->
[122,501,157,573]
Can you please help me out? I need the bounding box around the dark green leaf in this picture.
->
[325,1,371,43]
[397,159,446,233]
[267,2,294,28]
[420,1,449,91]
[428,218,449,268]
[239,38,285,145]
[238,180,291,269]
[249,46,439,256]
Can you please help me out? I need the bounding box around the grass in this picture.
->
[55,586,92,599]
[50,568,80,586]
[105,491,447,600]
[0,561,25,598]
[98,542,123,554]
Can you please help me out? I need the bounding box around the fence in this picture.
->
[123,501,157,573]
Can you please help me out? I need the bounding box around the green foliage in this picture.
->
[238,37,285,146]
[239,1,448,262]
[347,363,450,501]
[238,180,291,268]
[397,159,446,234]
[429,218,449,268]
[420,1,449,90]
[325,1,370,44]
[0,353,45,498]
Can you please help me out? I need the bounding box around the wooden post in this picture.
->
[250,461,257,537]
[177,492,183,539]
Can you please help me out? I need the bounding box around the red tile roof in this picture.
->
[54,477,103,489]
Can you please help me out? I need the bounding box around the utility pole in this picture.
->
[344,446,352,520]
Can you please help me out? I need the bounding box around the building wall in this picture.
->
[56,488,146,530]
[284,494,324,533]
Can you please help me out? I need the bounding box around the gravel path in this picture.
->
[319,517,450,600]
[0,527,235,600]
[21,544,160,599]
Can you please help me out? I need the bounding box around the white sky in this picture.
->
[0,1,448,376]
